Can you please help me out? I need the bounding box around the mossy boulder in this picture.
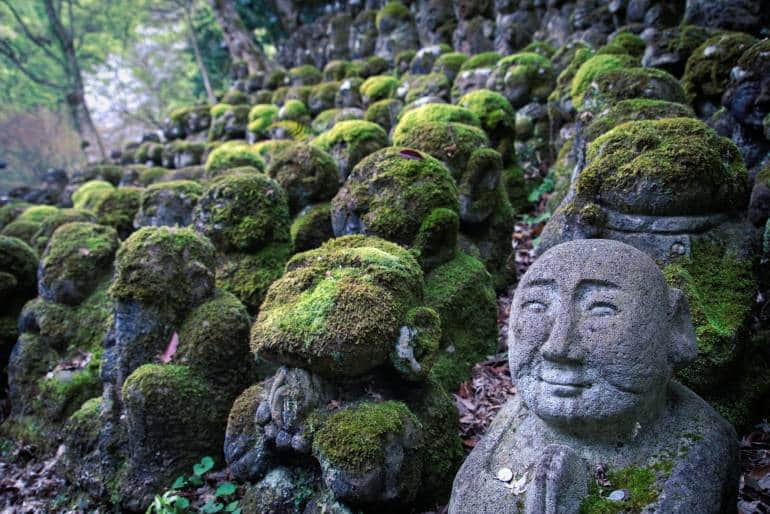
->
[221,89,249,105]
[360,75,400,104]
[584,98,694,143]
[459,52,501,72]
[663,241,759,427]
[71,180,115,211]
[193,172,291,253]
[311,120,389,180]
[167,105,211,138]
[403,72,450,104]
[331,147,460,261]
[0,235,38,312]
[335,77,364,108]
[18,205,58,224]
[395,50,417,75]
[266,142,341,215]
[580,66,687,113]
[134,180,202,228]
[162,141,206,169]
[291,202,335,252]
[432,52,468,84]
[0,200,30,230]
[93,187,141,239]
[247,104,279,141]
[205,141,266,174]
[600,31,646,58]
[457,89,516,165]
[374,2,419,61]
[253,235,436,378]
[215,242,292,315]
[570,53,638,110]
[391,119,490,180]
[39,222,119,305]
[392,102,480,140]
[31,208,95,253]
[682,32,759,114]
[109,226,216,314]
[424,251,497,390]
[0,220,40,246]
[487,52,555,108]
[309,82,340,116]
[121,364,228,508]
[278,99,310,123]
[364,98,404,132]
[576,118,748,216]
[312,400,423,504]
[289,65,322,86]
[135,142,164,166]
[323,60,353,82]
[253,139,295,167]
[209,104,250,141]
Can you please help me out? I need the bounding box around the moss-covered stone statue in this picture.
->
[193,171,293,314]
[225,235,474,511]
[99,226,255,509]
[449,239,740,514]
[541,117,764,428]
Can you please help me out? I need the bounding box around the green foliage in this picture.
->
[147,457,241,514]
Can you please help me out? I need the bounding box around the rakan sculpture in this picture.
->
[449,239,739,513]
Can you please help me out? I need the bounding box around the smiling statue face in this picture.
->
[509,240,677,431]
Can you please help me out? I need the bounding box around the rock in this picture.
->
[134,180,202,229]
[374,2,419,61]
[453,16,495,55]
[641,24,712,78]
[683,0,763,32]
[414,1,456,46]
[311,120,389,180]
[449,239,741,514]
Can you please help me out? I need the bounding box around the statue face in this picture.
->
[509,240,673,430]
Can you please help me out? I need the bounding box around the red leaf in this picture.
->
[160,332,179,363]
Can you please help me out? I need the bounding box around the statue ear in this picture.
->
[667,287,698,370]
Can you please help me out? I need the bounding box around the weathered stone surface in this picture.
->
[449,239,740,514]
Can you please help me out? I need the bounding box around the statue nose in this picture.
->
[541,308,583,364]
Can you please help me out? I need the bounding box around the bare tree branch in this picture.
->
[0,40,67,90]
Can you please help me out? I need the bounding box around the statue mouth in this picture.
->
[538,368,590,396]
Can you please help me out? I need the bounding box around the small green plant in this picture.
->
[527,177,554,203]
[146,457,241,514]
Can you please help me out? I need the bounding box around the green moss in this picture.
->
[396,50,417,73]
[221,89,249,105]
[135,142,164,165]
[311,120,388,161]
[195,172,290,252]
[577,118,747,215]
[226,384,263,439]
[457,89,516,163]
[360,75,399,103]
[289,65,322,86]
[177,290,253,394]
[0,201,29,230]
[313,401,420,474]
[432,52,468,78]
[579,466,659,513]
[0,234,38,311]
[94,188,141,239]
[253,235,423,377]
[323,60,352,81]
[584,67,686,111]
[663,242,755,393]
[252,139,295,167]
[424,252,497,389]
[392,103,480,141]
[36,346,103,420]
[584,99,695,142]
[18,205,58,224]
[31,208,95,253]
[334,146,460,247]
[412,207,459,270]
[278,99,310,122]
[392,120,490,180]
[216,243,292,314]
[682,32,758,104]
[137,167,169,186]
[364,98,403,131]
[0,220,39,246]
[247,104,279,138]
[375,1,411,31]
[460,51,502,71]
[109,226,216,312]
[71,180,115,210]
[40,222,119,304]
[404,72,450,104]
[309,81,339,110]
[603,32,646,58]
[311,108,341,134]
[205,142,266,174]
[266,69,288,89]
[290,203,334,252]
[522,40,556,57]
[266,142,339,214]
[570,53,638,108]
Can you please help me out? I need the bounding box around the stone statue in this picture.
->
[449,239,739,514]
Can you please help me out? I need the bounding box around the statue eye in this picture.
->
[523,301,547,313]
[588,302,618,316]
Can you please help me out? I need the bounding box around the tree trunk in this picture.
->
[43,0,106,161]
[184,5,217,104]
[208,0,268,74]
